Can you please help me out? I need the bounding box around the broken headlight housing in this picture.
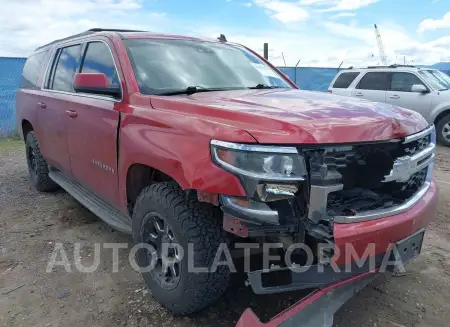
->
[211,140,307,201]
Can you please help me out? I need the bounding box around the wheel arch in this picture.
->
[21,119,34,140]
[125,163,178,212]
[433,108,450,126]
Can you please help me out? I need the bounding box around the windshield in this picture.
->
[426,70,450,89]
[419,70,449,91]
[124,39,292,95]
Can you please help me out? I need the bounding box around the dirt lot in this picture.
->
[0,139,449,327]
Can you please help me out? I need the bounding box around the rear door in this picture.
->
[386,72,432,116]
[351,72,389,103]
[39,44,83,172]
[329,71,360,96]
[65,39,123,205]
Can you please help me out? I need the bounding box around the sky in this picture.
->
[1,0,450,67]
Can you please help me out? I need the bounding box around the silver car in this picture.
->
[328,65,450,146]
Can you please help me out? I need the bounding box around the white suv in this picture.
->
[328,65,450,146]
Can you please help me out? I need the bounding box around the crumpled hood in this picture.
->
[153,89,429,144]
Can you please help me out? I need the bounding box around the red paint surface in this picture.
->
[74,73,109,89]
[235,271,377,327]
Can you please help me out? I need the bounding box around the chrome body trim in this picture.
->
[333,181,431,223]
[211,139,298,154]
[220,196,279,225]
[403,125,434,144]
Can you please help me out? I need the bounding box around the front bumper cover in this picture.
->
[236,272,377,327]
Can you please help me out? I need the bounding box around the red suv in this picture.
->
[16,29,438,325]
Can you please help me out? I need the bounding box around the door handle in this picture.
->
[38,102,47,109]
[389,95,400,99]
[66,110,78,119]
[355,92,364,96]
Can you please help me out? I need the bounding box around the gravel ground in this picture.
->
[0,139,449,327]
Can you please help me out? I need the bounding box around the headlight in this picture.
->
[210,140,307,181]
[211,140,307,201]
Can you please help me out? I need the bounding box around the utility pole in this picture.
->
[282,52,287,67]
[263,43,268,60]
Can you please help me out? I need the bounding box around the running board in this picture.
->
[49,170,132,234]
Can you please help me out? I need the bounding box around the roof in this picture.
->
[338,64,438,73]
[35,28,224,51]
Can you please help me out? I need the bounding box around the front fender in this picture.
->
[430,102,450,123]
[117,108,254,211]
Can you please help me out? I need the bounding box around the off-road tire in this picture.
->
[436,115,450,147]
[25,131,58,192]
[132,182,231,315]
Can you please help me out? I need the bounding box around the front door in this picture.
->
[38,44,83,172]
[385,72,432,118]
[351,72,389,104]
[65,40,123,205]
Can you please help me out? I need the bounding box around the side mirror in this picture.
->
[411,84,428,94]
[74,73,121,98]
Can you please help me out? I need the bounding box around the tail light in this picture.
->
[327,90,332,93]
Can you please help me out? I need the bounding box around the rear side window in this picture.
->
[81,42,119,86]
[356,72,389,91]
[332,72,359,88]
[390,72,425,92]
[50,44,82,92]
[21,51,48,89]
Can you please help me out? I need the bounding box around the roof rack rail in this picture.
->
[35,28,147,51]
[366,64,416,69]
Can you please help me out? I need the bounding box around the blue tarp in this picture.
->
[0,57,26,137]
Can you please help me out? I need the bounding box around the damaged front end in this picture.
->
[212,125,435,291]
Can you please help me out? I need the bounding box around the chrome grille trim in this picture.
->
[333,182,431,223]
[403,125,434,144]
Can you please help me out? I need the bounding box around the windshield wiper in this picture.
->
[156,86,244,96]
[248,84,281,89]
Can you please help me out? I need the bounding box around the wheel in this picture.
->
[436,115,450,146]
[132,182,231,315]
[25,131,58,192]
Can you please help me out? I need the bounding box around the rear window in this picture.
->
[356,72,389,91]
[20,51,48,89]
[50,44,82,92]
[332,72,359,88]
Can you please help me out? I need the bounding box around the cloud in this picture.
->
[319,0,378,12]
[331,12,356,18]
[418,12,450,32]
[0,0,168,57]
[300,0,377,11]
[253,0,309,23]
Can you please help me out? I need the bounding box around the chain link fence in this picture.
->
[0,57,26,137]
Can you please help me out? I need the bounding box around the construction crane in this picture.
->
[374,24,388,65]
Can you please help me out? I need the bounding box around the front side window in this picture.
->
[332,72,359,89]
[356,72,389,91]
[51,44,82,92]
[124,39,292,95]
[390,72,425,92]
[21,51,48,89]
[81,42,119,87]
